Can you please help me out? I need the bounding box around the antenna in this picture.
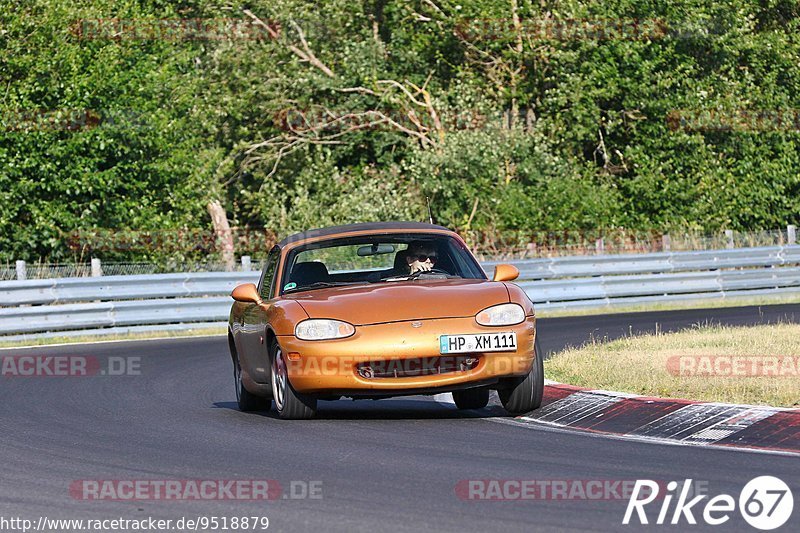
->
[425,196,434,225]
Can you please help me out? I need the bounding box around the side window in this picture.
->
[258,247,281,300]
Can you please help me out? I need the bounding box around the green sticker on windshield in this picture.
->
[283,282,297,291]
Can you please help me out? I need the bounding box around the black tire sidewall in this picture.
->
[499,335,544,414]
[236,354,269,412]
[269,337,317,419]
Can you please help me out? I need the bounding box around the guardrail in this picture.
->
[1,245,799,338]
[0,272,258,306]
[482,245,800,279]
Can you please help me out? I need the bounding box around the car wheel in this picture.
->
[234,354,270,412]
[452,387,490,410]
[498,336,544,415]
[270,338,317,420]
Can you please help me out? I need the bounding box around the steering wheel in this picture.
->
[408,268,451,279]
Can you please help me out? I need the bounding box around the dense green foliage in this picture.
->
[1,0,798,261]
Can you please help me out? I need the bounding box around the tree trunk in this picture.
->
[207,199,235,271]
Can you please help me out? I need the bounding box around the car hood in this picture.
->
[284,279,509,326]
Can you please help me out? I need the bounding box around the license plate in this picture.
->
[440,333,517,354]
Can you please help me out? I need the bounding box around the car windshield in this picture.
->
[280,233,486,294]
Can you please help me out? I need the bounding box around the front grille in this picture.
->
[356,356,480,379]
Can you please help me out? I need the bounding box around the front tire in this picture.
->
[452,387,490,410]
[270,338,317,420]
[498,337,544,415]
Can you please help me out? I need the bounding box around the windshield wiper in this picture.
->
[284,281,367,294]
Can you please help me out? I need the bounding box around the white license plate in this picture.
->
[440,333,517,354]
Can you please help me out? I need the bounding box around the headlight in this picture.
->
[475,303,525,326]
[295,319,355,341]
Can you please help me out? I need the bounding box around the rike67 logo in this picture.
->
[623,477,794,530]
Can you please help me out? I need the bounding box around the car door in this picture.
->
[239,245,281,384]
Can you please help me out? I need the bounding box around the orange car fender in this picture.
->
[266,300,309,337]
[504,282,536,317]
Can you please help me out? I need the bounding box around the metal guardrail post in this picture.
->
[241,256,252,271]
[662,233,671,252]
[789,225,797,245]
[91,258,103,277]
[595,238,604,254]
[725,230,734,249]
[15,260,26,281]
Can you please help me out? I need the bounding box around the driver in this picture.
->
[404,241,439,274]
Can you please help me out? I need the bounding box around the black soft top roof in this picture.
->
[277,221,453,247]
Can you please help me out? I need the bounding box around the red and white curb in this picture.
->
[436,381,799,455]
[516,380,800,455]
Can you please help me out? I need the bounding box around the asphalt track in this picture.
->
[1,304,798,532]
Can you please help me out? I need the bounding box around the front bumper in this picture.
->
[278,316,536,395]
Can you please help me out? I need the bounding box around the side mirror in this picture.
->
[492,264,519,282]
[231,283,262,303]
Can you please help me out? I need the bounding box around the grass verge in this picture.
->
[545,323,800,408]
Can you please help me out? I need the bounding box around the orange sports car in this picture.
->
[227,222,542,419]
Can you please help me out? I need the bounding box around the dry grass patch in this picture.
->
[544,323,800,408]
